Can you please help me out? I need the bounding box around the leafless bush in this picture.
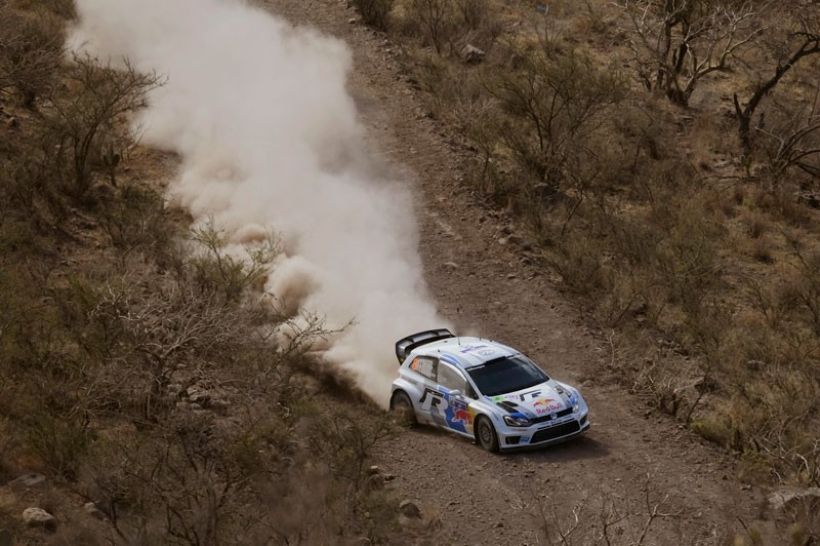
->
[0,7,64,107]
[307,408,393,486]
[631,360,686,416]
[22,412,90,481]
[99,183,172,256]
[352,0,393,31]
[408,0,456,54]
[781,243,820,337]
[10,0,76,20]
[756,81,820,182]
[43,55,163,199]
[734,9,820,154]
[89,273,268,420]
[489,49,626,215]
[529,475,681,545]
[189,221,279,302]
[619,0,763,107]
[81,403,398,545]
[456,0,489,31]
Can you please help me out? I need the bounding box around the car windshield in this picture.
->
[467,355,549,397]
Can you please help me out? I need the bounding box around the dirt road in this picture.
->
[263,1,769,543]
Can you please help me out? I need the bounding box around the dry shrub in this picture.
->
[490,48,626,196]
[544,231,608,296]
[630,354,692,417]
[741,209,770,239]
[619,0,763,107]
[99,182,173,257]
[43,55,163,199]
[456,0,489,31]
[80,405,399,545]
[352,0,394,31]
[10,0,76,20]
[189,221,279,302]
[406,0,456,54]
[22,412,91,481]
[0,6,64,107]
[529,474,684,545]
[751,236,775,263]
[0,418,15,483]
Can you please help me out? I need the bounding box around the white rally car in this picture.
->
[389,329,590,451]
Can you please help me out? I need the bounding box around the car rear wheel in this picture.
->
[476,416,499,452]
[390,391,417,426]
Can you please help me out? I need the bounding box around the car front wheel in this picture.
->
[476,416,499,452]
[390,391,417,426]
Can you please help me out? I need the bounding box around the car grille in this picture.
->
[531,420,581,444]
[530,407,573,425]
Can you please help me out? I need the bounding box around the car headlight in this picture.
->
[573,403,580,413]
[503,415,531,427]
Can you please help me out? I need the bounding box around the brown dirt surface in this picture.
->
[260,1,774,544]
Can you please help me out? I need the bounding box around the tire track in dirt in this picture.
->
[262,1,770,543]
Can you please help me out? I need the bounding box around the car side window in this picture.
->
[409,356,437,380]
[437,362,467,393]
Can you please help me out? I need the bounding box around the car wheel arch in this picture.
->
[390,389,413,408]
[473,414,492,440]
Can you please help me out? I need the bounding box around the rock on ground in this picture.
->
[22,507,57,531]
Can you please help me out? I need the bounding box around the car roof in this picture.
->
[410,336,519,370]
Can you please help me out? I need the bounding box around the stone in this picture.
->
[367,465,380,476]
[22,507,57,532]
[84,502,106,520]
[398,499,421,519]
[8,473,46,489]
[462,44,486,64]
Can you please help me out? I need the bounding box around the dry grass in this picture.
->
[384,0,820,506]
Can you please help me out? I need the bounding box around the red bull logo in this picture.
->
[533,398,561,415]
[453,408,472,424]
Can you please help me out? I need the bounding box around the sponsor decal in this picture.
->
[439,353,461,366]
[421,386,474,433]
[458,344,489,354]
[532,398,562,415]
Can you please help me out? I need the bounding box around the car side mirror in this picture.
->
[449,389,462,398]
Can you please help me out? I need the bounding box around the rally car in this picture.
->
[389,329,590,452]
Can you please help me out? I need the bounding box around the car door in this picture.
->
[435,361,475,436]
[407,355,441,424]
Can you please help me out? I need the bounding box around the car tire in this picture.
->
[390,391,417,426]
[476,416,500,452]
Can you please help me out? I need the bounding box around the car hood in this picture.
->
[486,380,577,419]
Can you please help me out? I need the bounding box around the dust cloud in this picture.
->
[69,0,448,405]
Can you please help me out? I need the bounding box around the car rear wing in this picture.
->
[395,329,455,364]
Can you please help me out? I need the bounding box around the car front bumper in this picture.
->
[497,412,590,450]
